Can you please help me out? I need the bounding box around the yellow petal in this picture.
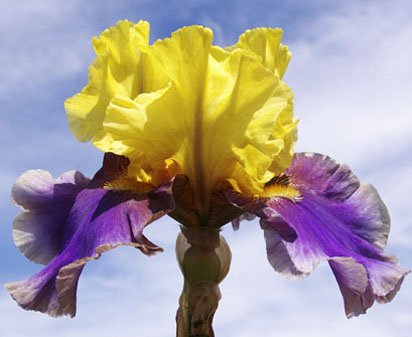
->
[202,46,292,196]
[235,27,292,79]
[65,20,150,142]
[66,22,297,205]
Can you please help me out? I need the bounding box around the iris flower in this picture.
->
[6,20,408,333]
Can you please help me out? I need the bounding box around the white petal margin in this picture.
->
[11,170,90,264]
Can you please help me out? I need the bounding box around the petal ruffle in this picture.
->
[65,20,150,142]
[227,152,409,317]
[11,170,90,265]
[235,27,292,79]
[6,154,174,317]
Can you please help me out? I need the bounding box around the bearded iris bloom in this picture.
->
[6,20,408,331]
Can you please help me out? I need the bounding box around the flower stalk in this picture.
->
[175,227,231,337]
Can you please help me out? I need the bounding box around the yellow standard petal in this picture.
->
[65,22,297,216]
[65,20,150,142]
[235,27,292,79]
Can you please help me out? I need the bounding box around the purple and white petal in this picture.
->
[12,170,90,264]
[6,153,175,317]
[6,182,173,317]
[227,152,409,317]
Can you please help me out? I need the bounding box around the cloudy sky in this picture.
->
[1,0,411,336]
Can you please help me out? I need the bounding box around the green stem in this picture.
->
[175,228,231,337]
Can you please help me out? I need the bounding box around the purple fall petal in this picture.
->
[11,169,90,264]
[6,154,174,317]
[227,152,409,317]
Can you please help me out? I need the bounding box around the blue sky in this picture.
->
[1,0,411,336]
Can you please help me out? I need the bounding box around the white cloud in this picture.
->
[0,0,94,95]
[288,1,412,166]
